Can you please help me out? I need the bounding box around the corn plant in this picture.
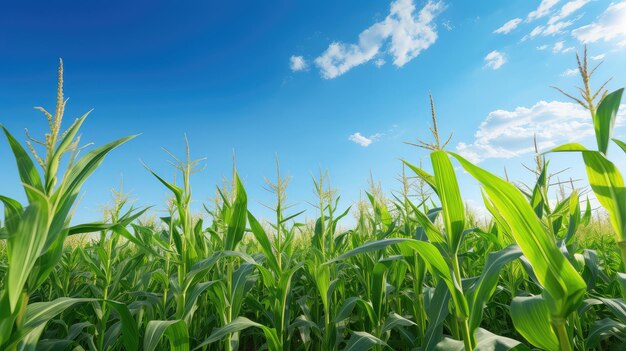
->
[0,60,136,350]
[2,54,626,350]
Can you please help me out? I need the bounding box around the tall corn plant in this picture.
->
[141,139,211,350]
[245,158,304,350]
[548,48,626,348]
[0,60,135,349]
[550,48,626,269]
[330,97,525,350]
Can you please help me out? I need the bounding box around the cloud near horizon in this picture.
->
[456,100,626,163]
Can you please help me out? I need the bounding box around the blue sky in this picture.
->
[1,0,625,224]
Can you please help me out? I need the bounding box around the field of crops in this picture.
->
[1,51,626,351]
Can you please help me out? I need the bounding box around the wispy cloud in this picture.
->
[591,53,606,60]
[456,100,626,163]
[289,55,308,72]
[527,0,561,22]
[494,18,522,34]
[518,0,588,40]
[560,68,578,76]
[536,44,549,50]
[484,50,506,69]
[572,2,626,46]
[524,20,574,39]
[552,41,574,53]
[348,132,383,147]
[548,0,589,25]
[314,0,445,79]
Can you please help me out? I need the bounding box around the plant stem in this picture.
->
[459,318,474,351]
[452,255,474,351]
[553,318,573,351]
[618,241,626,273]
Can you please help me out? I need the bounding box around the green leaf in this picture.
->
[468,245,522,333]
[551,145,626,241]
[45,112,90,191]
[423,283,450,351]
[328,238,468,320]
[431,150,466,253]
[59,135,137,203]
[342,331,387,351]
[436,328,528,351]
[402,160,437,195]
[107,300,140,351]
[371,261,389,319]
[3,297,94,349]
[247,212,280,273]
[597,298,626,324]
[333,297,375,324]
[67,222,114,236]
[381,312,416,334]
[224,175,247,251]
[613,138,626,155]
[510,296,559,351]
[143,320,189,351]
[7,194,49,311]
[144,166,183,204]
[450,152,586,319]
[0,195,23,235]
[1,126,44,197]
[586,318,626,348]
[594,88,623,154]
[183,281,218,323]
[194,317,280,351]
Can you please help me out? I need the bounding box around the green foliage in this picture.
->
[2,53,626,351]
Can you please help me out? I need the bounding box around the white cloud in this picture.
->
[494,18,522,34]
[530,25,545,37]
[526,20,573,39]
[374,58,386,67]
[518,0,587,40]
[289,55,308,72]
[548,0,589,24]
[553,41,574,53]
[484,50,506,70]
[560,68,579,76]
[456,100,626,163]
[591,53,606,60]
[572,2,626,44]
[536,44,549,50]
[527,0,561,22]
[348,132,383,147]
[542,20,574,35]
[314,0,445,79]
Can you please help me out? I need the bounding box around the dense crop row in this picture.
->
[1,51,626,350]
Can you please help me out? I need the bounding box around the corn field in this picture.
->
[1,51,626,351]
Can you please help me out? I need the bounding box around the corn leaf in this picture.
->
[594,88,624,154]
[431,151,466,253]
[1,127,43,197]
[7,193,49,311]
[224,175,247,251]
[550,144,626,241]
[144,320,189,351]
[450,152,586,319]
[342,331,387,351]
[510,296,559,351]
